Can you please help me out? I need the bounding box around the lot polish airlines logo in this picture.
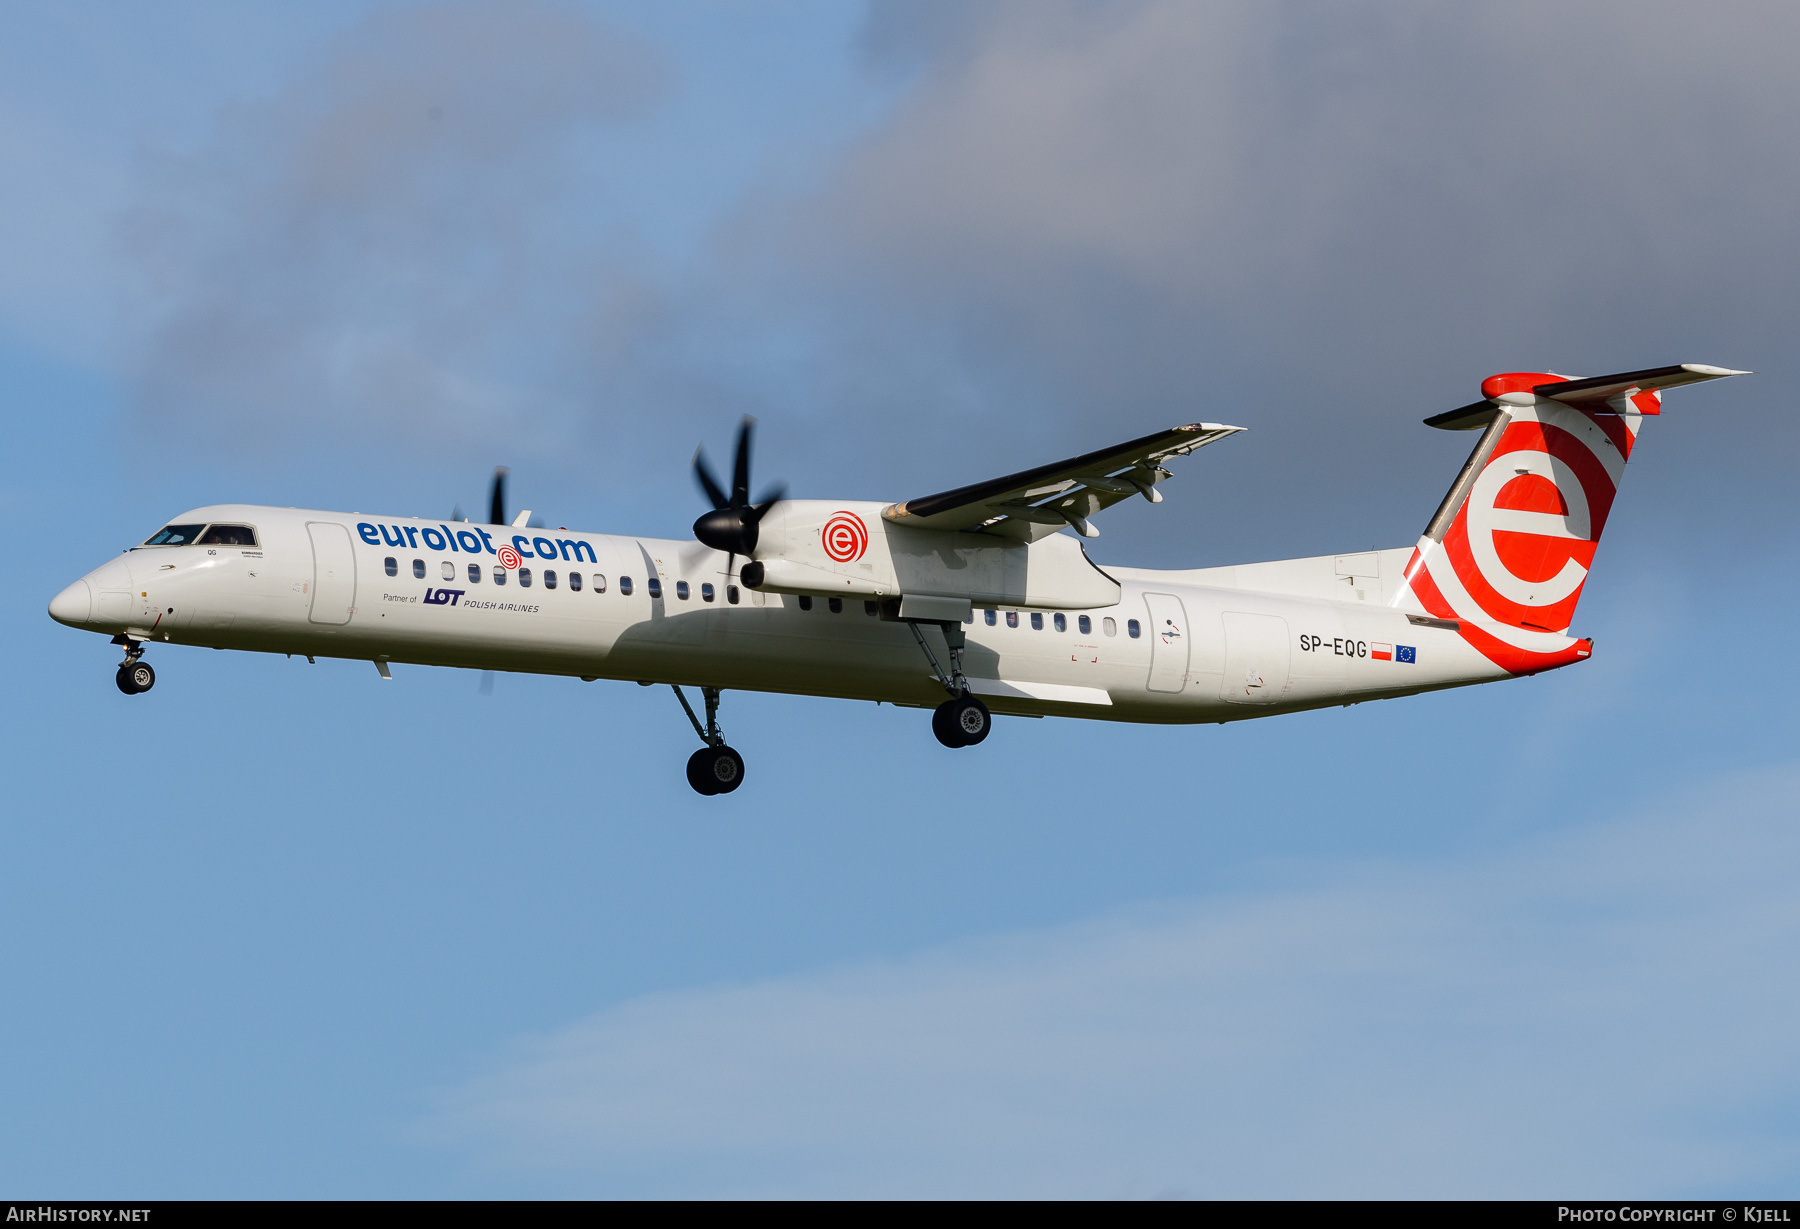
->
[821,512,869,563]
[424,588,465,606]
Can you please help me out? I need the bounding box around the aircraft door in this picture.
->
[306,522,357,625]
[1143,592,1190,693]
[1220,612,1290,704]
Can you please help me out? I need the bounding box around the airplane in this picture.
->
[48,363,1744,795]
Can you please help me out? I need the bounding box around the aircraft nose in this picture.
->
[49,580,92,626]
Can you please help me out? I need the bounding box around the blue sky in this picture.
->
[3,0,1798,1198]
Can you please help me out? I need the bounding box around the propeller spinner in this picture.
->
[693,418,785,569]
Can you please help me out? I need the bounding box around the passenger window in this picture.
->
[1006,611,1019,628]
[620,576,633,596]
[1128,619,1141,638]
[676,580,689,600]
[593,573,607,593]
[384,557,397,577]
[1103,617,1116,637]
[864,600,878,616]
[799,595,813,611]
[1078,615,1091,635]
[647,577,662,599]
[828,597,843,614]
[568,572,582,592]
[1054,613,1067,632]
[441,561,455,581]
[494,566,507,586]
[468,564,481,584]
[197,524,257,547]
[984,609,996,626]
[544,570,557,589]
[520,568,533,588]
[143,524,206,546]
[726,585,739,605]
[701,582,714,602]
[412,559,425,579]
[1030,612,1044,630]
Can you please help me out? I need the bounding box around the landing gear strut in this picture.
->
[909,620,991,748]
[673,684,745,795]
[113,637,154,695]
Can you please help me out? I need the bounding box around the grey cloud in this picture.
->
[423,768,1800,1197]
[732,0,1800,562]
[122,0,666,455]
[115,1,1800,561]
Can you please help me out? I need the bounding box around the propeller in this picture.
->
[692,417,785,577]
[489,466,509,526]
[479,465,511,696]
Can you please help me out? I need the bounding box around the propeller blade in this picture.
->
[451,503,463,523]
[731,417,754,507]
[693,448,730,510]
[489,467,509,526]
[749,483,786,521]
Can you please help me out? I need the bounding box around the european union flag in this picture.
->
[1396,644,1416,664]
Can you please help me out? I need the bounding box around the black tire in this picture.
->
[933,696,991,748]
[686,745,745,795]
[116,662,154,695]
[932,700,965,748]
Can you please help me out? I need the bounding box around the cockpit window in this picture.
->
[143,524,207,546]
[197,524,258,547]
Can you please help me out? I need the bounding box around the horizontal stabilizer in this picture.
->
[1537,363,1749,406]
[1425,364,1748,430]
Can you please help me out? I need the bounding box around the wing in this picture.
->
[881,423,1244,540]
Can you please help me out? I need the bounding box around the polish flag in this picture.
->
[1371,642,1393,661]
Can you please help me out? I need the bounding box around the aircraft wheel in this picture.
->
[687,745,745,795]
[933,696,990,748]
[117,662,154,695]
[931,700,963,747]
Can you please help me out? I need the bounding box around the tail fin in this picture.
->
[1395,364,1746,673]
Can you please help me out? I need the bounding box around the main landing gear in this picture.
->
[932,695,990,748]
[673,685,745,796]
[113,637,155,695]
[909,620,991,749]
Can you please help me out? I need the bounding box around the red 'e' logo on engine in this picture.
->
[821,513,869,562]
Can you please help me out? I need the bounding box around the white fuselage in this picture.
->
[51,503,1524,723]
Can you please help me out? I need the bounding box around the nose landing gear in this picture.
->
[673,684,745,795]
[113,638,155,695]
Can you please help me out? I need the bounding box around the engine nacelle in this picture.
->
[748,500,1122,609]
